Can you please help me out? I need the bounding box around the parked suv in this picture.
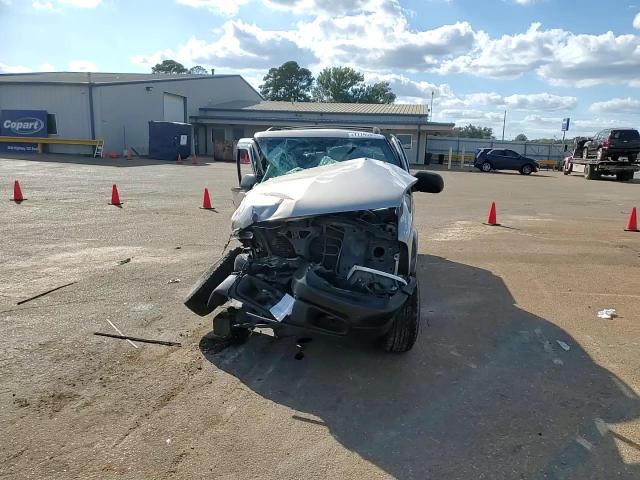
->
[474,148,539,175]
[582,128,640,161]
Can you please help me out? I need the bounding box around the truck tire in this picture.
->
[584,164,596,180]
[616,172,633,182]
[563,160,572,175]
[184,247,242,316]
[382,284,420,353]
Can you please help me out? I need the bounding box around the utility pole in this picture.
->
[501,110,506,141]
[430,91,434,121]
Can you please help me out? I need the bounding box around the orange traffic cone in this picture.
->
[200,188,214,210]
[484,202,499,226]
[177,154,183,164]
[109,184,122,206]
[126,150,132,161]
[11,180,25,202]
[625,207,639,232]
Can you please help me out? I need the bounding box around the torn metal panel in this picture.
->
[231,158,417,231]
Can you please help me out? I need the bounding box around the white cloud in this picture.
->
[537,31,640,87]
[503,93,577,110]
[634,12,640,29]
[32,1,55,9]
[176,0,248,16]
[0,62,32,73]
[133,21,315,71]
[438,23,567,78]
[39,62,56,70]
[68,60,97,71]
[59,0,101,6]
[32,0,101,9]
[590,97,640,113]
[136,6,640,90]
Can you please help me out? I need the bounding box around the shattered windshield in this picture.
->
[256,136,401,179]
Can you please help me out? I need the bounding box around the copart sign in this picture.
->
[0,110,47,137]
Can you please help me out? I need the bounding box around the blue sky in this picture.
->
[1,0,640,139]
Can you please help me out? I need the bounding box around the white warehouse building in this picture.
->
[0,72,453,164]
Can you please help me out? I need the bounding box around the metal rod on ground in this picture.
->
[16,282,77,305]
[106,319,138,348]
[448,147,452,170]
[94,332,181,347]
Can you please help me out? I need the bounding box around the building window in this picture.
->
[232,127,245,140]
[47,114,57,135]
[396,134,412,149]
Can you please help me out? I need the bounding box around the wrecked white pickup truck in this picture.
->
[185,128,443,352]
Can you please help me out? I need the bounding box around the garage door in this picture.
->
[163,93,186,123]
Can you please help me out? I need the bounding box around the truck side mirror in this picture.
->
[236,146,255,185]
[413,171,444,194]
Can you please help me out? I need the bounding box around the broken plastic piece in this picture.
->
[117,258,131,265]
[597,309,617,319]
[269,294,295,322]
[167,279,181,284]
[556,340,571,351]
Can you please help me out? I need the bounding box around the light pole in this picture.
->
[430,91,434,121]
[501,110,506,141]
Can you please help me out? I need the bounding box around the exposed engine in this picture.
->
[240,208,406,296]
[218,209,411,334]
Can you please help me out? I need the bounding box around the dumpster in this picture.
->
[148,121,191,161]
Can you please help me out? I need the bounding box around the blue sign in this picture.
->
[561,117,570,132]
[0,110,48,153]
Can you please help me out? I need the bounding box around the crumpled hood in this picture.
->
[231,158,417,231]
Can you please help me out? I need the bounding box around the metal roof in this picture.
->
[0,72,238,85]
[204,100,428,116]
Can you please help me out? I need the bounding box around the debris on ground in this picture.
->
[16,281,77,306]
[167,279,181,284]
[94,332,181,347]
[117,258,131,265]
[556,340,571,351]
[597,309,617,319]
[106,319,138,348]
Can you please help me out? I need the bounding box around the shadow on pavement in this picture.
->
[0,153,214,167]
[200,255,639,479]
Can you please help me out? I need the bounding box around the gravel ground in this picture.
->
[1,154,639,479]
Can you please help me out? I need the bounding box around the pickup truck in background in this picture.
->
[563,128,640,181]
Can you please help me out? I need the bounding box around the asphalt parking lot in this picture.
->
[1,154,640,479]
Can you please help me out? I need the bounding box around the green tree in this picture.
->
[313,67,364,102]
[514,133,528,141]
[188,65,208,75]
[259,61,314,102]
[452,124,494,139]
[312,67,396,104]
[151,60,188,74]
[352,82,396,103]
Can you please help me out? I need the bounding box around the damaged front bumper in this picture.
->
[213,263,416,337]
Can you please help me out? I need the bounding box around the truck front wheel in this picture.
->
[584,164,597,180]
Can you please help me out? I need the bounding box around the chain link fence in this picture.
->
[425,136,567,168]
